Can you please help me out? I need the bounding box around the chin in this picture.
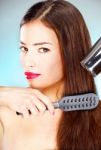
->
[28,81,47,90]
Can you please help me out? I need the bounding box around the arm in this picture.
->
[0,86,10,107]
[0,87,4,150]
[0,86,54,118]
[0,122,3,150]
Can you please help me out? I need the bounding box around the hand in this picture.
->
[0,87,55,118]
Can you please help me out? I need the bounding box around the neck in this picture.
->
[41,81,64,102]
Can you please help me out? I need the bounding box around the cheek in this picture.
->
[41,55,63,78]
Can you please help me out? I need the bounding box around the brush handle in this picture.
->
[52,102,59,109]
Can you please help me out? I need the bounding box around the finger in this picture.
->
[30,96,47,114]
[32,90,55,115]
[20,106,30,118]
[27,102,39,115]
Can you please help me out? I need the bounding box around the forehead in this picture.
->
[20,20,59,45]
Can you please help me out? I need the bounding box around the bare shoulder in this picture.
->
[0,107,5,129]
[0,107,18,128]
[0,108,4,150]
[0,122,3,146]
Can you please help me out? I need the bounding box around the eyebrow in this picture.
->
[20,41,53,46]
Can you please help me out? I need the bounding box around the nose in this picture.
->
[24,51,36,69]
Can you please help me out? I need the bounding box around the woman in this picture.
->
[0,0,101,149]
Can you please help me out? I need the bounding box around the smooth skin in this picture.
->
[0,20,64,150]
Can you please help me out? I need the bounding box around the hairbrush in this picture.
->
[52,93,99,111]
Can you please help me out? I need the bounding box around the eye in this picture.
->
[20,46,28,52]
[38,47,50,53]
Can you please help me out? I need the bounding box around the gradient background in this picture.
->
[0,0,101,98]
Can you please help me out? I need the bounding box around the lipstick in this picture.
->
[24,72,41,79]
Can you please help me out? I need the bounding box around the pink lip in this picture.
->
[24,72,41,79]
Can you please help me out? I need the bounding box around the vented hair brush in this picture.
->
[52,93,99,111]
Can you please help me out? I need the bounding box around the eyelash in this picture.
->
[38,47,50,53]
[19,46,50,53]
[20,46,28,52]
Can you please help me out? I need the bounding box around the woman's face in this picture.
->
[20,20,64,90]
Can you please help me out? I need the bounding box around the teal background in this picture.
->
[0,0,101,98]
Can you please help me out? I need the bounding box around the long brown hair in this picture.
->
[20,0,101,149]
